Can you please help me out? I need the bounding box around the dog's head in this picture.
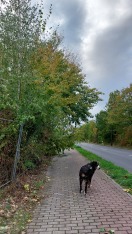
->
[90,161,100,170]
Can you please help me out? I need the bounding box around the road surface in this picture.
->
[77,142,132,173]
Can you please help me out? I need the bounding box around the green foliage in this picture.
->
[0,0,52,181]
[76,84,131,147]
[24,160,36,170]
[74,121,97,143]
[0,0,102,183]
[34,180,44,190]
[95,110,115,145]
[74,123,90,142]
[106,84,132,146]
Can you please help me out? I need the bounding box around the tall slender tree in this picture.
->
[0,0,51,115]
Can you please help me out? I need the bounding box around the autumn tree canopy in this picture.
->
[75,84,132,147]
[0,0,102,184]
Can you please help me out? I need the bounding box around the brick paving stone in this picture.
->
[25,149,132,234]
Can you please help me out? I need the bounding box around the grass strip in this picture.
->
[75,145,132,195]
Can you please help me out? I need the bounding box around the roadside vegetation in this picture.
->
[0,0,101,186]
[75,84,132,148]
[75,146,132,195]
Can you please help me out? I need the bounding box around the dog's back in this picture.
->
[79,161,100,194]
[79,162,97,179]
[79,163,93,179]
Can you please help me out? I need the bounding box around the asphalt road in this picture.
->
[76,142,132,173]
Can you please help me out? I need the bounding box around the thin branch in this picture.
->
[0,118,14,122]
[0,180,11,189]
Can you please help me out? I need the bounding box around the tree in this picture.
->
[0,0,51,182]
[95,110,114,144]
[88,120,97,143]
[0,0,51,117]
[0,0,102,184]
[31,37,102,126]
[74,123,90,142]
[106,84,132,146]
[74,120,97,143]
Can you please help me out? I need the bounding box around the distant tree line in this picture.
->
[0,0,101,183]
[75,84,132,147]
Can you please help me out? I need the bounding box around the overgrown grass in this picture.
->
[75,145,132,195]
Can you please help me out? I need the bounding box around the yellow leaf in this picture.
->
[123,188,130,192]
[27,219,32,223]
[24,184,30,191]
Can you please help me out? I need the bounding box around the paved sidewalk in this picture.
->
[26,149,132,234]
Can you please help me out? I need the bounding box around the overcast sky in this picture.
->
[33,0,132,116]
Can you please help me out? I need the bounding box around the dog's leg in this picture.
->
[79,177,83,193]
[84,181,88,195]
[90,178,92,187]
[88,179,91,188]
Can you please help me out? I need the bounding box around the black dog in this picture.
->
[79,161,100,195]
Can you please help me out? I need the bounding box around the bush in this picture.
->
[24,160,36,170]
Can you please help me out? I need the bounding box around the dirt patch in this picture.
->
[0,156,52,234]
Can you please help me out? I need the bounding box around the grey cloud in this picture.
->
[90,14,132,74]
[84,11,132,113]
[31,0,132,115]
[50,0,87,49]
